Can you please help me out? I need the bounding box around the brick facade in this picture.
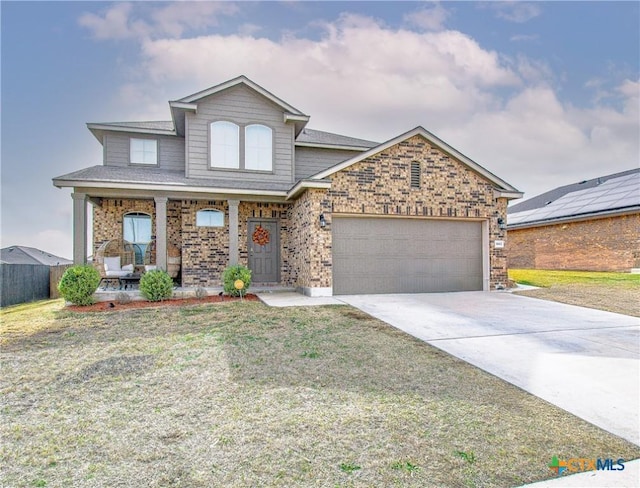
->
[507,213,640,272]
[93,198,181,265]
[180,200,228,286]
[288,189,333,290]
[92,135,512,291]
[306,135,510,290]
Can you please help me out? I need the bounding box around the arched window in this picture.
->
[210,121,239,169]
[245,124,273,171]
[196,209,224,227]
[123,212,152,264]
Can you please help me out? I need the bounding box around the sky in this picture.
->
[1,1,638,260]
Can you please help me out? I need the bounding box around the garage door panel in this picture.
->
[333,217,483,294]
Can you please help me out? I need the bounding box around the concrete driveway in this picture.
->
[338,292,640,446]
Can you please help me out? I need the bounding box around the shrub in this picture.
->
[222,264,252,297]
[139,269,174,302]
[58,265,101,306]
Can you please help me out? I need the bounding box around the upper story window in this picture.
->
[210,121,239,169]
[123,212,152,264]
[130,138,158,165]
[196,209,224,227]
[245,124,273,171]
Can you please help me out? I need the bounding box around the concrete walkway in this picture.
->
[339,292,640,447]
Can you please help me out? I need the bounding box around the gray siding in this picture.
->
[104,133,185,171]
[295,147,360,179]
[185,84,294,183]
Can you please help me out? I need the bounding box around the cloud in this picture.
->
[78,1,238,40]
[488,2,541,23]
[510,34,539,42]
[81,10,637,201]
[135,12,521,130]
[403,3,450,31]
[78,2,137,40]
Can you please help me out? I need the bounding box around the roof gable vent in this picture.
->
[410,161,421,189]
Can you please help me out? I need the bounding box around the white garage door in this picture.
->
[332,217,483,294]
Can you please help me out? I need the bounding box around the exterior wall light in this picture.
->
[319,213,326,228]
[497,217,506,230]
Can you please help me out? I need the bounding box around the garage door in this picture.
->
[332,217,483,294]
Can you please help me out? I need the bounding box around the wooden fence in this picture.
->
[49,265,72,299]
[0,264,72,307]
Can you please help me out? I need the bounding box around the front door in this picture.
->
[248,219,279,283]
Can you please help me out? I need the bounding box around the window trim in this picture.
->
[244,124,274,172]
[129,138,159,166]
[196,208,225,228]
[209,121,240,169]
[208,120,275,173]
[123,212,153,265]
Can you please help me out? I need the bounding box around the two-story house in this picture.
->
[53,75,522,295]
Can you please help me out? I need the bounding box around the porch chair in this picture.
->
[144,240,181,278]
[94,239,136,289]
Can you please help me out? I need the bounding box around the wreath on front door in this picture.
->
[252,225,270,246]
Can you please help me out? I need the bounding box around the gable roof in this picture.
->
[508,168,640,228]
[1,246,72,265]
[170,75,310,136]
[295,128,378,150]
[53,165,293,196]
[87,121,176,143]
[310,126,523,198]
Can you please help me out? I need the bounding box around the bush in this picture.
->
[139,269,174,302]
[222,264,252,297]
[58,265,101,306]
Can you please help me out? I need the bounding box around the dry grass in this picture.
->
[509,269,640,317]
[2,300,639,487]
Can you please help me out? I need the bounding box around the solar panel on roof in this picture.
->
[508,172,640,225]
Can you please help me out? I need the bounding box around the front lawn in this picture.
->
[509,269,640,288]
[509,269,640,317]
[2,299,639,487]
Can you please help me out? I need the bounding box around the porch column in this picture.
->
[228,199,239,265]
[71,192,88,265]
[154,196,168,271]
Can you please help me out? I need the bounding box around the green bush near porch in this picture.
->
[139,269,173,302]
[57,265,101,306]
[222,264,252,297]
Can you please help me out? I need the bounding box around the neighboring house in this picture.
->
[507,169,640,272]
[0,245,72,266]
[53,75,522,295]
[0,246,72,307]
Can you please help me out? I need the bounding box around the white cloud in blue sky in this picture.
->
[1,1,638,258]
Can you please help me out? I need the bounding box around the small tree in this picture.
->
[58,265,101,306]
[139,269,174,302]
[222,264,252,297]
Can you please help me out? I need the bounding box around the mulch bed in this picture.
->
[67,294,260,312]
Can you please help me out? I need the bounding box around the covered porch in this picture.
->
[71,190,294,288]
